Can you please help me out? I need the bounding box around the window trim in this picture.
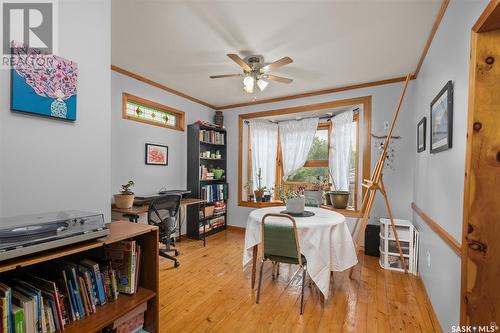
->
[122,92,185,132]
[238,96,372,215]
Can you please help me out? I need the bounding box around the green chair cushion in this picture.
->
[266,254,307,265]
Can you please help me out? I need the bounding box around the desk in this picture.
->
[243,206,357,299]
[112,198,205,238]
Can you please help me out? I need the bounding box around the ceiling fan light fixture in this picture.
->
[257,79,268,91]
[243,76,254,93]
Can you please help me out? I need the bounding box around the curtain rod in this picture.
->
[244,107,359,124]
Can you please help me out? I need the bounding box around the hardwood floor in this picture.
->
[158,229,441,332]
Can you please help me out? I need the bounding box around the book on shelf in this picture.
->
[199,129,225,145]
[104,240,137,295]
[0,241,143,333]
[201,184,227,203]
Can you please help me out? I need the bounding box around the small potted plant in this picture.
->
[114,180,135,209]
[328,172,350,209]
[304,176,328,207]
[280,186,306,214]
[254,168,266,203]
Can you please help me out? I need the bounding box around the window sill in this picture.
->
[237,201,360,217]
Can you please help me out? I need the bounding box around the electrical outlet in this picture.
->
[427,251,431,268]
[383,121,390,130]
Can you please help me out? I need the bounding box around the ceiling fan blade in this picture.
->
[261,56,293,72]
[227,54,252,72]
[267,74,293,84]
[209,74,242,79]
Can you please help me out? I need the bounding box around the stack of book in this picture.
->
[199,216,225,235]
[213,202,226,216]
[199,165,214,180]
[0,240,141,333]
[199,130,225,145]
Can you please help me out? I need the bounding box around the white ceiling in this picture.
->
[112,0,442,107]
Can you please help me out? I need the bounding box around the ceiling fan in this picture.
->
[210,54,293,93]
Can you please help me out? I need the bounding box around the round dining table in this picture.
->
[243,206,358,299]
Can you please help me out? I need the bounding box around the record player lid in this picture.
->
[0,210,104,229]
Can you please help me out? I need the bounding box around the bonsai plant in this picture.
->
[114,180,135,209]
[328,170,350,209]
[279,186,306,214]
[254,168,266,203]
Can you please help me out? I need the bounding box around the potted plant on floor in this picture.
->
[114,180,135,209]
[280,186,306,214]
[328,173,350,209]
[254,168,267,203]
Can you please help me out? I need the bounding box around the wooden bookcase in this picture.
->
[0,221,159,333]
[186,123,228,241]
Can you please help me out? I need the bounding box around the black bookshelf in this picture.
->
[186,123,228,244]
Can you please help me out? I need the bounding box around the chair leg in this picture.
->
[256,260,266,304]
[300,265,307,315]
[159,250,180,268]
[276,262,280,276]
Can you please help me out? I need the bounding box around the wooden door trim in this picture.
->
[461,0,500,324]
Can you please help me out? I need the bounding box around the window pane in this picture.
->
[307,129,328,160]
[126,101,178,127]
[287,166,329,182]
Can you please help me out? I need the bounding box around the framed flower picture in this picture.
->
[145,143,168,165]
[417,117,426,153]
[10,41,78,121]
[430,81,453,153]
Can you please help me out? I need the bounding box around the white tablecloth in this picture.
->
[243,206,358,299]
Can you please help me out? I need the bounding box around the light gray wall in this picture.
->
[0,0,112,221]
[411,0,487,330]
[223,82,416,229]
[111,71,214,196]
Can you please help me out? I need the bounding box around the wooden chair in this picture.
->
[256,213,308,314]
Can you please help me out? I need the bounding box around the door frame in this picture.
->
[460,0,500,325]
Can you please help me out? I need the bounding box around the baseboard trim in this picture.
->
[226,225,245,233]
[416,276,444,333]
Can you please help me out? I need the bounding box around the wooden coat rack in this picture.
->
[350,74,412,276]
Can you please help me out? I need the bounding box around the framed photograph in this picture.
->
[417,117,426,153]
[145,143,168,165]
[430,81,453,153]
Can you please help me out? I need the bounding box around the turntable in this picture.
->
[0,210,109,261]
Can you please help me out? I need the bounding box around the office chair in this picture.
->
[256,213,308,314]
[148,194,181,268]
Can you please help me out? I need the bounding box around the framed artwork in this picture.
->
[10,41,78,121]
[430,81,453,153]
[417,117,426,153]
[145,143,168,165]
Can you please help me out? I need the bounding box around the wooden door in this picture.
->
[461,0,500,325]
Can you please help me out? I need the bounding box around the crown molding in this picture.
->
[214,75,415,110]
[111,65,217,109]
[413,0,450,78]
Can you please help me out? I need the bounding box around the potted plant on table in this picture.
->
[327,173,350,209]
[254,168,267,203]
[304,176,328,207]
[114,180,135,209]
[279,186,306,214]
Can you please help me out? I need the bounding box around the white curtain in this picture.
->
[329,110,353,191]
[279,118,319,180]
[249,121,279,191]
